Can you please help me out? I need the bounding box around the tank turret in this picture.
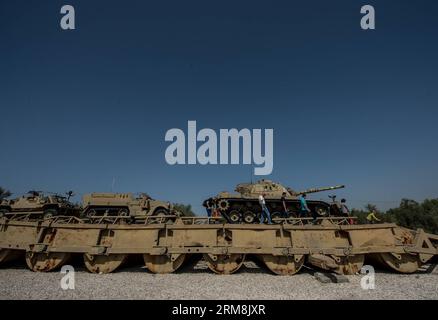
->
[235,179,289,197]
[235,179,344,198]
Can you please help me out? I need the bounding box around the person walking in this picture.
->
[299,193,311,217]
[299,193,316,224]
[259,193,272,224]
[281,192,289,218]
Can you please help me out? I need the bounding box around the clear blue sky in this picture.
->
[1,0,437,214]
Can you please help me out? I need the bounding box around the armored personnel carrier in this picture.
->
[206,179,345,223]
[0,190,77,219]
[81,192,176,219]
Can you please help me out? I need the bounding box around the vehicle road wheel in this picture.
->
[259,254,304,275]
[144,254,186,274]
[314,205,329,217]
[271,212,283,224]
[335,255,365,274]
[25,252,71,272]
[116,209,130,224]
[228,210,241,224]
[43,209,57,220]
[86,209,97,218]
[243,211,256,224]
[154,208,169,217]
[83,254,127,274]
[376,253,422,274]
[203,254,245,274]
[150,208,173,223]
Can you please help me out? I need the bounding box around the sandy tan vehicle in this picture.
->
[0,186,436,277]
[205,179,345,223]
[0,215,437,275]
[0,191,77,219]
[81,192,176,219]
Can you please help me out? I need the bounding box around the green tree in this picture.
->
[365,203,378,213]
[173,203,196,217]
[351,208,368,224]
[0,187,11,200]
[386,198,438,234]
[352,198,438,234]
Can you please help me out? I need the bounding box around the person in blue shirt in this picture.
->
[299,193,309,214]
[299,193,312,219]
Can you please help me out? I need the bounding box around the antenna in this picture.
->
[111,177,116,192]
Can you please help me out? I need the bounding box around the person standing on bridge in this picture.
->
[259,193,272,224]
[202,197,214,218]
[340,198,354,225]
[299,193,315,223]
[281,192,289,218]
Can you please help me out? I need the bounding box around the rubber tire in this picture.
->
[0,209,9,218]
[314,205,329,217]
[86,209,97,218]
[43,209,57,219]
[153,208,169,216]
[118,209,129,217]
[271,212,283,224]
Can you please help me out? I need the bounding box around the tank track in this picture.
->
[0,215,437,275]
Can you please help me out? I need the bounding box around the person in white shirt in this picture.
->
[258,193,272,224]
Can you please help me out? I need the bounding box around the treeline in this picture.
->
[0,187,11,200]
[352,198,438,234]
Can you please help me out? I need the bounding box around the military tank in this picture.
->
[206,179,345,223]
[81,192,177,220]
[0,190,77,219]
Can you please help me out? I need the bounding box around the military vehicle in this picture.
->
[81,192,176,219]
[0,213,437,275]
[0,191,77,219]
[0,183,437,277]
[205,179,346,223]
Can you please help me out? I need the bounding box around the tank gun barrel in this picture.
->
[293,185,345,196]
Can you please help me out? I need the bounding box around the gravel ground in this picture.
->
[0,257,437,300]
